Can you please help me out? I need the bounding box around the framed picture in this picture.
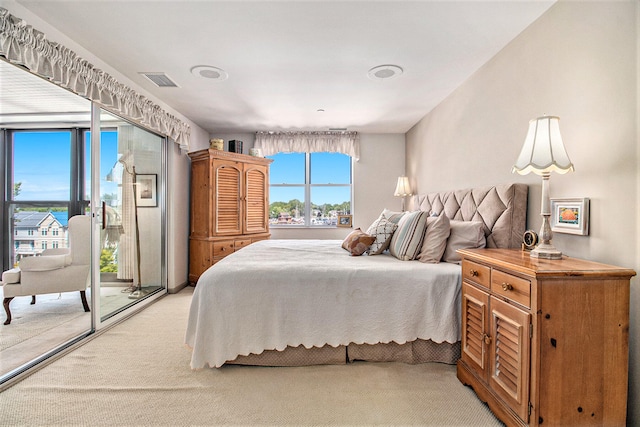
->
[136,174,157,207]
[550,198,589,235]
[337,214,352,228]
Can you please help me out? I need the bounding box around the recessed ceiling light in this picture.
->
[190,65,228,81]
[367,64,403,81]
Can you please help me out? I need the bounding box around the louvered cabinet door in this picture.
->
[244,164,269,234]
[214,162,242,235]
[489,296,531,422]
[461,282,490,381]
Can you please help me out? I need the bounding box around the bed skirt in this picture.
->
[227,339,460,367]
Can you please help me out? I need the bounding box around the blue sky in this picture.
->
[12,130,118,202]
[268,152,351,205]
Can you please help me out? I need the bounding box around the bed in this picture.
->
[185,183,528,369]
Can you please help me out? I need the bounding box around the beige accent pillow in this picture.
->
[342,228,376,256]
[442,220,486,264]
[417,214,451,263]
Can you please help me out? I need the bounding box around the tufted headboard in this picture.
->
[407,183,528,249]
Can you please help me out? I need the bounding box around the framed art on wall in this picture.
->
[550,198,589,235]
[136,174,157,207]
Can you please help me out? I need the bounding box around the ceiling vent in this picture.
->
[139,72,179,88]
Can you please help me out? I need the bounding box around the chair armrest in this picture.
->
[1,268,21,284]
[42,248,70,256]
[19,254,69,272]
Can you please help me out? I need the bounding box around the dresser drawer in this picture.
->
[213,240,235,257]
[491,269,531,308]
[462,260,491,289]
[234,239,252,250]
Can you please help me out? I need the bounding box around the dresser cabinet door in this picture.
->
[244,164,269,234]
[489,296,531,422]
[214,161,242,235]
[461,282,490,381]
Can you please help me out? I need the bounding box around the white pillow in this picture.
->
[442,220,486,264]
[366,216,398,255]
[417,214,451,263]
[381,209,406,224]
[389,211,430,261]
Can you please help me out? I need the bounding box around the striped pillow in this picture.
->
[389,211,430,261]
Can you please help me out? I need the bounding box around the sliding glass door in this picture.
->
[88,108,166,323]
[1,60,167,385]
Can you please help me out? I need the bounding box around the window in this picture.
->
[268,152,352,227]
[41,229,47,236]
[13,131,72,201]
[42,241,47,250]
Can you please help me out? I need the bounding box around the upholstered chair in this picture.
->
[1,215,91,325]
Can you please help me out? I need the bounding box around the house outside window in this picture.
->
[268,152,352,227]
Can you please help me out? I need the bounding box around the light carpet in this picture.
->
[0,292,89,351]
[0,287,503,426]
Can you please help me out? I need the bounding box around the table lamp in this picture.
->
[512,115,574,259]
[394,176,412,211]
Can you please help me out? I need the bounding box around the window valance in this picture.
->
[254,131,360,160]
[0,7,190,151]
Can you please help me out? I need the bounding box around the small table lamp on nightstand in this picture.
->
[512,115,574,259]
[394,176,412,212]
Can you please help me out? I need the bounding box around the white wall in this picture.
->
[406,1,639,422]
[268,133,405,240]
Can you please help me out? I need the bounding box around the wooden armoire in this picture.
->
[188,149,272,284]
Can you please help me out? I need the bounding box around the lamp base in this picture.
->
[128,287,149,299]
[530,243,563,260]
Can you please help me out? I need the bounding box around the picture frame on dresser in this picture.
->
[550,197,589,235]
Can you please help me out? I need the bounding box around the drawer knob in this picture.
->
[502,283,513,291]
[469,269,478,277]
[483,334,492,345]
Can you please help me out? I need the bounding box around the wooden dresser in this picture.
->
[188,149,273,284]
[457,248,635,427]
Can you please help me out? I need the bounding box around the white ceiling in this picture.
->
[5,1,555,134]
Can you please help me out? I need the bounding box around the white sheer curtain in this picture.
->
[117,150,137,282]
[0,7,190,151]
[254,131,360,160]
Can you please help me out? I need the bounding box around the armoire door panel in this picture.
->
[244,165,268,234]
[215,163,242,235]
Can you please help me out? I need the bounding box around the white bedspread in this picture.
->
[185,239,462,369]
